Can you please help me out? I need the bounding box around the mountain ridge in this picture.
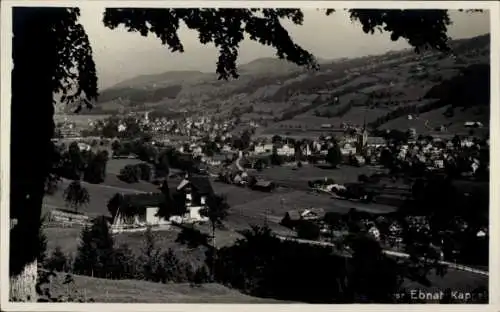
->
[79,33,489,117]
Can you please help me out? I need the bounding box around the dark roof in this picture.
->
[188,175,214,195]
[115,192,168,217]
[367,137,386,145]
[123,192,166,208]
[285,210,301,220]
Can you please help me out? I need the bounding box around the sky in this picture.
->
[78,8,491,89]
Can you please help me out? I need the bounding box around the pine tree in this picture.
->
[73,217,115,278]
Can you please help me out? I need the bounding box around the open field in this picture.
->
[378,105,490,135]
[232,190,397,220]
[42,173,161,218]
[256,164,386,186]
[48,272,287,303]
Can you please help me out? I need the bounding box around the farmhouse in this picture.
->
[110,175,213,233]
[254,143,274,154]
[366,137,386,148]
[281,210,302,228]
[301,208,326,221]
[464,121,483,128]
[77,142,91,152]
[176,174,214,221]
[340,143,356,156]
[276,144,295,156]
[110,193,170,233]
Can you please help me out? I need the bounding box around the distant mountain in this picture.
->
[109,70,213,90]
[80,33,489,116]
[449,33,490,54]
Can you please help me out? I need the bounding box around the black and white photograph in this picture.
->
[2,1,498,307]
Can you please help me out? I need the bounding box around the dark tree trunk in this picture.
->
[10,8,56,302]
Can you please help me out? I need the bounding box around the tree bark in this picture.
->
[9,260,38,302]
[10,8,56,302]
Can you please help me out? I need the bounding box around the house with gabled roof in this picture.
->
[110,175,213,233]
[176,174,213,222]
[109,192,171,233]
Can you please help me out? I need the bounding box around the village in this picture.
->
[47,108,489,271]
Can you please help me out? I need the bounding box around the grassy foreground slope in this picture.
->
[48,272,288,303]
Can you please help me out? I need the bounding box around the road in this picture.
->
[274,235,488,277]
[235,152,244,171]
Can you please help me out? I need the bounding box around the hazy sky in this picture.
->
[78,8,490,89]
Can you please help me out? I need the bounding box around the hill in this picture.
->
[73,33,490,127]
[47,272,288,303]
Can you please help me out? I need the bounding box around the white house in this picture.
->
[461,138,475,148]
[340,143,356,156]
[254,143,274,154]
[118,123,127,132]
[191,145,203,156]
[368,225,381,241]
[277,144,295,156]
[434,159,444,169]
[77,142,91,152]
[176,175,213,223]
[302,144,312,156]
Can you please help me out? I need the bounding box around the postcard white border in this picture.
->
[1,1,499,311]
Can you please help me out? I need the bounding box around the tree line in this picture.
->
[37,219,486,303]
[45,142,109,196]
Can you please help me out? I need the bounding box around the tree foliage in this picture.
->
[102,9,454,80]
[73,217,115,278]
[45,247,70,272]
[63,180,90,213]
[118,164,141,183]
[326,144,342,168]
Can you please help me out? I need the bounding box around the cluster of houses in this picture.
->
[384,134,488,174]
[217,169,276,192]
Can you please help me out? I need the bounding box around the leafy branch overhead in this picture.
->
[102,8,454,81]
[50,8,475,110]
[50,8,98,108]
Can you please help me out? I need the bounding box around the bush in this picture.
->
[118,164,140,183]
[111,243,140,279]
[137,163,152,181]
[296,221,321,240]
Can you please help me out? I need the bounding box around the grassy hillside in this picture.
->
[47,272,287,303]
[71,33,489,126]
